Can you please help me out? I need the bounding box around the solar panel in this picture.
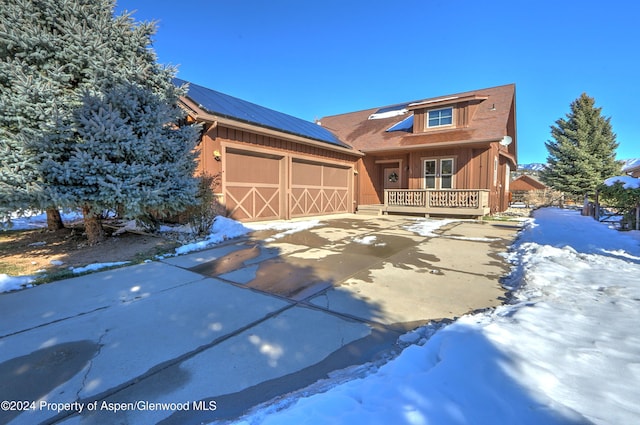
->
[386,115,414,133]
[174,78,350,149]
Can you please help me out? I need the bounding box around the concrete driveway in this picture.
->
[0,214,521,424]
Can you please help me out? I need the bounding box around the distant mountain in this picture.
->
[517,159,640,174]
[517,163,546,172]
[621,158,640,172]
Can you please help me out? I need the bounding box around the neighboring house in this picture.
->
[510,174,547,192]
[177,80,517,221]
[175,78,362,221]
[510,174,548,205]
[319,84,517,217]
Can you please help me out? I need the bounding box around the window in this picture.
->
[440,158,453,189]
[424,160,437,189]
[424,158,455,189]
[427,107,453,128]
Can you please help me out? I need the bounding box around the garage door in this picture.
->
[225,150,284,221]
[290,159,351,218]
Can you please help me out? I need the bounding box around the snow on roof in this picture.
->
[368,108,408,120]
[603,175,640,189]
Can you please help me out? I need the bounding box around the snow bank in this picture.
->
[175,216,251,255]
[0,274,34,293]
[232,208,640,425]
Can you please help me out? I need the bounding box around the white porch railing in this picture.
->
[381,189,490,218]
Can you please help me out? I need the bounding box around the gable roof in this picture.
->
[174,78,351,149]
[318,84,516,153]
[511,174,547,191]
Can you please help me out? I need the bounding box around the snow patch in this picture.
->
[0,274,34,293]
[368,108,407,120]
[71,262,130,274]
[175,216,251,255]
[352,235,376,245]
[1,210,83,230]
[403,218,458,237]
[244,220,321,242]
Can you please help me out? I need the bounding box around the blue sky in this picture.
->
[116,0,639,164]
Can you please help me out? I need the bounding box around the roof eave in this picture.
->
[179,98,363,157]
[359,138,500,154]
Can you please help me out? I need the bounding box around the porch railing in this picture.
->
[382,189,490,217]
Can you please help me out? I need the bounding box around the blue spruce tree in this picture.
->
[0,0,199,243]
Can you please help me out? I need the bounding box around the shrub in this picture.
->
[187,173,226,237]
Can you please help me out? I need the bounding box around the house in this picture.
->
[510,174,547,192]
[510,174,548,205]
[319,84,518,217]
[175,78,362,221]
[176,80,517,221]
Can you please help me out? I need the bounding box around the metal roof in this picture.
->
[174,78,350,149]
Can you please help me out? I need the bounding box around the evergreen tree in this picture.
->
[42,84,198,242]
[0,0,199,242]
[541,93,621,199]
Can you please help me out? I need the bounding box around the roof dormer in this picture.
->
[407,94,488,133]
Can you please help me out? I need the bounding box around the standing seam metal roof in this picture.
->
[174,78,350,149]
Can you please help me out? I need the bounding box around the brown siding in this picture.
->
[358,156,381,204]
[354,144,508,213]
[413,110,425,133]
[456,102,468,127]
[200,124,357,190]
[357,154,410,204]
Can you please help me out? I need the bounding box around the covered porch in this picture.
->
[357,189,490,219]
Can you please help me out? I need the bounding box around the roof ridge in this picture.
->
[321,83,515,120]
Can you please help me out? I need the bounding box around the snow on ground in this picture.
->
[174,216,252,255]
[70,261,131,274]
[403,218,459,237]
[1,210,83,230]
[244,219,321,242]
[0,274,35,293]
[229,208,640,425]
[352,235,378,245]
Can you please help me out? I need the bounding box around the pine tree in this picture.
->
[541,93,621,199]
[0,0,199,242]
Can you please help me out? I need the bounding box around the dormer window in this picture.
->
[427,107,453,128]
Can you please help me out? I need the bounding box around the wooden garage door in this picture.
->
[225,150,283,221]
[290,160,350,218]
